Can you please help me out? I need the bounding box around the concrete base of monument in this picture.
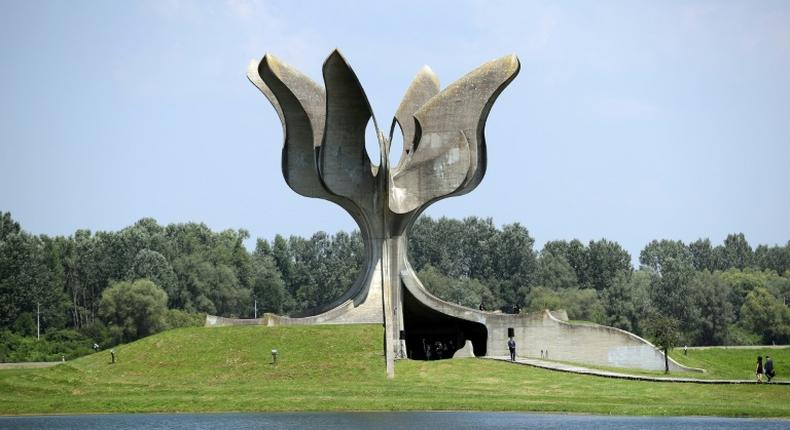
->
[205,305,699,374]
[204,257,698,373]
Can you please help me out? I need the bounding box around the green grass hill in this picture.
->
[1,324,789,417]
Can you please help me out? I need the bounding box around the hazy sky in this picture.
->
[1,0,789,263]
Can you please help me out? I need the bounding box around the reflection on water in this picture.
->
[1,412,789,430]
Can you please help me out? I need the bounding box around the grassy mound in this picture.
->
[671,347,789,380]
[1,324,789,417]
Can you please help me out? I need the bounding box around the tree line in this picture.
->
[1,211,789,361]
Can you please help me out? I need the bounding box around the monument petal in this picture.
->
[413,54,520,196]
[391,66,440,169]
[319,50,378,203]
[251,54,329,200]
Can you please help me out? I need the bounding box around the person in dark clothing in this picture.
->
[756,356,764,383]
[507,337,516,361]
[765,355,775,382]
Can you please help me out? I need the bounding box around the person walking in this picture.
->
[765,355,775,382]
[756,356,764,383]
[507,337,516,362]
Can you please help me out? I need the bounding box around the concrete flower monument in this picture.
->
[214,50,698,378]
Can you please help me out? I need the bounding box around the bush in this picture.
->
[79,321,113,350]
[99,279,168,342]
[727,324,762,346]
[164,309,205,329]
[0,329,93,362]
[13,313,36,337]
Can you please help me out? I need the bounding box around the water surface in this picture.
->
[1,412,788,430]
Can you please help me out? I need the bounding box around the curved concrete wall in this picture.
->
[399,270,700,373]
[486,311,701,373]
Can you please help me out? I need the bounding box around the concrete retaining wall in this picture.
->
[485,310,701,373]
[399,271,700,373]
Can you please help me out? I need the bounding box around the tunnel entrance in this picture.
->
[402,287,488,360]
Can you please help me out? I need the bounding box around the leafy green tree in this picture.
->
[0,229,66,332]
[418,265,497,309]
[0,212,21,241]
[13,313,36,337]
[754,242,790,276]
[163,309,205,329]
[535,253,578,290]
[409,217,469,277]
[646,314,680,373]
[689,271,733,345]
[542,239,588,287]
[600,270,651,334]
[688,238,716,272]
[492,223,537,307]
[640,240,697,328]
[718,268,788,320]
[524,287,605,323]
[720,233,753,270]
[461,217,499,280]
[98,279,168,342]
[586,239,632,291]
[128,249,177,303]
[739,287,790,344]
[271,234,294,295]
[251,254,289,315]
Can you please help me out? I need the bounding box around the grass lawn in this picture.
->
[670,347,788,380]
[1,324,789,417]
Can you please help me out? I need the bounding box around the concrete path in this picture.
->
[0,362,62,370]
[487,356,790,385]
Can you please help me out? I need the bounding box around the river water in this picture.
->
[1,412,788,430]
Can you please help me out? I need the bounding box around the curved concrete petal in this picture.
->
[390,66,440,170]
[256,54,330,199]
[247,59,284,128]
[319,50,377,203]
[251,55,379,318]
[389,130,471,214]
[413,54,520,196]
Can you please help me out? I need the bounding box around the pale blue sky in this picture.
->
[1,1,789,262]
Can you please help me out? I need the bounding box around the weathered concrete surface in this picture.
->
[246,50,688,377]
[452,340,476,358]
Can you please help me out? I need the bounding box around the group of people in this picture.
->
[421,338,455,360]
[756,355,776,383]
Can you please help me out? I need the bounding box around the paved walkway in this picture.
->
[0,361,62,370]
[486,356,790,385]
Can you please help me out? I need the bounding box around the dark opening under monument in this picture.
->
[206,50,698,378]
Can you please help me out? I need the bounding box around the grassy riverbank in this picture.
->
[1,324,788,417]
[670,347,789,380]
